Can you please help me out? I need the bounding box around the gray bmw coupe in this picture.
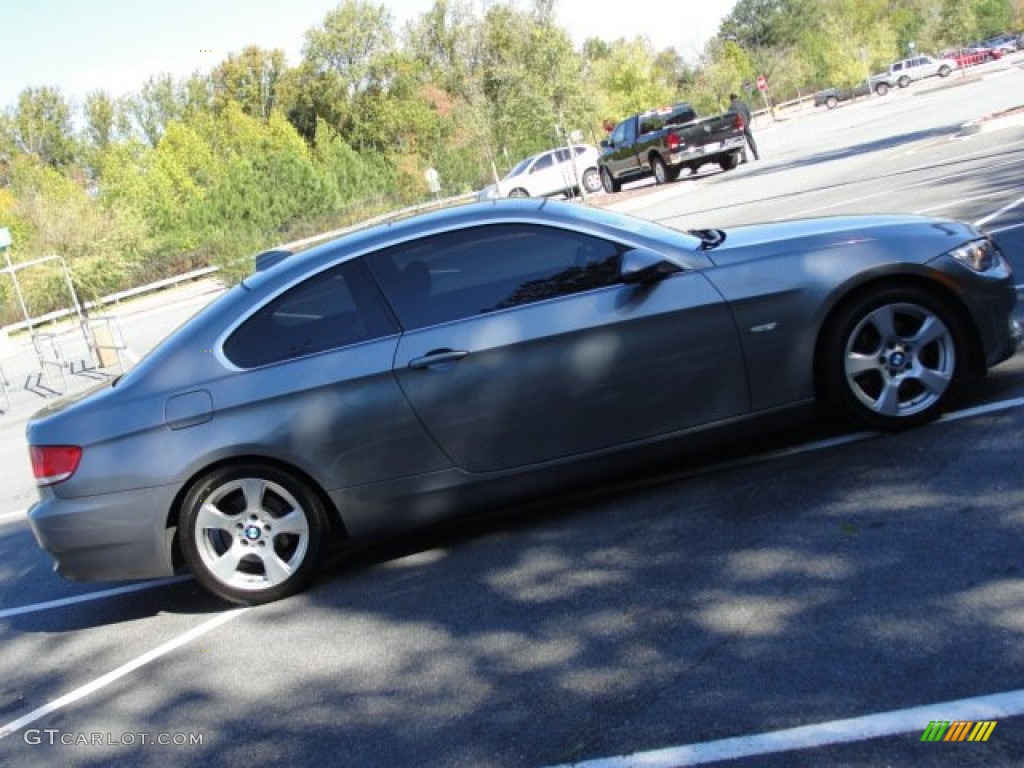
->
[26,200,1020,604]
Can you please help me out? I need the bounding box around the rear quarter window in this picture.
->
[224,261,396,368]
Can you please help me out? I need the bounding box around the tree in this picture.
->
[718,0,825,81]
[974,0,1015,37]
[211,46,286,120]
[586,37,676,125]
[127,74,186,147]
[936,0,978,47]
[303,0,395,98]
[3,87,77,168]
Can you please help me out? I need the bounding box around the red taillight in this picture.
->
[667,132,680,150]
[30,445,82,486]
[734,114,745,130]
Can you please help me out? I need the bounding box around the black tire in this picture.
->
[819,286,966,431]
[508,187,529,198]
[652,156,678,185]
[826,95,839,109]
[600,166,620,193]
[898,75,911,88]
[179,463,329,605]
[582,167,602,193]
[719,152,740,171]
[875,82,889,96]
[938,65,951,77]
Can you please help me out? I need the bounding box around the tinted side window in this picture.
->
[611,122,626,145]
[224,261,396,368]
[639,115,662,134]
[666,106,697,126]
[366,225,624,330]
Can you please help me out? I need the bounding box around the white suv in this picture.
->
[478,145,603,200]
[876,55,956,88]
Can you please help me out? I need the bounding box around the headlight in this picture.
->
[948,238,1004,272]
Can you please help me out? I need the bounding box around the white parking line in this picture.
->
[546,688,1024,767]
[0,576,194,620]
[0,509,26,526]
[990,222,1024,234]
[660,395,1024,486]
[913,188,1013,215]
[974,193,1024,227]
[0,607,248,740]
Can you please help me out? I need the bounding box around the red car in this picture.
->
[942,47,1003,68]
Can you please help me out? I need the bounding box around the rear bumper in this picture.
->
[27,485,178,582]
[669,135,746,164]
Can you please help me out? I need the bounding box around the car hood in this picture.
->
[705,215,979,267]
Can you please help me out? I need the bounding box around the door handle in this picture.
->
[408,349,469,370]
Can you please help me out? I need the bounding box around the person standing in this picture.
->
[729,93,759,161]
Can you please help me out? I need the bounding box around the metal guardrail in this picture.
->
[281,192,479,252]
[4,191,480,338]
[5,266,220,334]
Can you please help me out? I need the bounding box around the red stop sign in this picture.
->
[756,75,767,92]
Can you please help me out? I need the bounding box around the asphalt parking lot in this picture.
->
[1,56,1024,767]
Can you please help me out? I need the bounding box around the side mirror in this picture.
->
[620,248,683,284]
[600,139,611,149]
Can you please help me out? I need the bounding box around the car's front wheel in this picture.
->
[179,463,329,605]
[820,287,965,430]
[600,166,621,193]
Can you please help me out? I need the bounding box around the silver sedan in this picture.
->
[26,200,1020,604]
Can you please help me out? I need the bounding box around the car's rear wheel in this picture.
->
[874,82,889,96]
[582,167,602,193]
[719,152,740,171]
[898,75,911,87]
[600,166,620,193]
[180,463,328,605]
[820,286,965,430]
[938,65,951,77]
[652,156,676,185]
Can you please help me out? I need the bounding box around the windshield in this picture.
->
[503,156,534,179]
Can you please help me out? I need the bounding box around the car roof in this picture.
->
[245,199,701,290]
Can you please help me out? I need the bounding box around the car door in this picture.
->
[605,119,642,180]
[524,151,557,196]
[365,223,749,473]
[219,261,448,489]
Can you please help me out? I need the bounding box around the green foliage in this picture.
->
[1,0,1018,311]
[3,87,77,168]
[211,46,286,120]
[587,37,677,126]
[973,0,1015,37]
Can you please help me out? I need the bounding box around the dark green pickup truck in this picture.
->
[598,103,747,193]
[814,79,890,109]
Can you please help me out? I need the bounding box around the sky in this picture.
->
[0,0,736,110]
